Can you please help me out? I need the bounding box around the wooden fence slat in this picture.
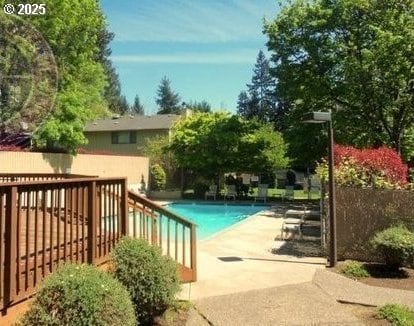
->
[3,186,18,311]
[87,182,96,264]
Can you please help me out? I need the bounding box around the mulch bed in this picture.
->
[359,264,414,291]
[334,262,414,291]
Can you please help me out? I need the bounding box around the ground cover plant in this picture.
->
[340,260,369,279]
[111,237,181,325]
[18,263,136,326]
[377,304,414,326]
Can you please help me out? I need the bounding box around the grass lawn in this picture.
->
[266,188,321,200]
[184,188,321,200]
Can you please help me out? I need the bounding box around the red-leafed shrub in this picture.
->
[316,145,408,189]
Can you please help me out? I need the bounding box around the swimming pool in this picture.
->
[166,203,270,239]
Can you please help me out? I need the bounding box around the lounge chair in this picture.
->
[205,184,218,200]
[281,206,321,240]
[224,184,237,200]
[254,184,268,203]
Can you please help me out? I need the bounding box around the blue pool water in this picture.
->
[166,203,270,239]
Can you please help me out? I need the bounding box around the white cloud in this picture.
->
[111,50,258,64]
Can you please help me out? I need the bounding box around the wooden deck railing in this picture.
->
[128,191,197,283]
[0,173,95,183]
[0,176,196,315]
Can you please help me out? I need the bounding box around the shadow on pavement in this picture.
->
[272,239,325,258]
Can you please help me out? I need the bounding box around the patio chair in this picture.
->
[224,184,237,200]
[254,184,268,203]
[205,184,218,200]
[282,186,294,200]
[281,206,321,240]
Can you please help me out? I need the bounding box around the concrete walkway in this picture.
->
[182,206,413,325]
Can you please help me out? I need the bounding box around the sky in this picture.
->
[100,0,281,115]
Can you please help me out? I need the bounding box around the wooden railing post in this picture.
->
[121,179,129,237]
[151,214,158,246]
[3,186,18,312]
[87,181,97,264]
[190,224,197,282]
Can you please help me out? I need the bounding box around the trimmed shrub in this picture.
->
[18,263,136,326]
[111,237,181,325]
[378,304,414,326]
[370,225,414,270]
[340,260,369,279]
[150,164,166,191]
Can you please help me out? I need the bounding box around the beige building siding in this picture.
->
[0,151,149,190]
[83,129,169,155]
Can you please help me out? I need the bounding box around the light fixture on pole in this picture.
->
[303,111,337,267]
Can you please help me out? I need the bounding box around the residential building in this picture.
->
[83,111,191,155]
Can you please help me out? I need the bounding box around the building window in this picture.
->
[111,131,136,144]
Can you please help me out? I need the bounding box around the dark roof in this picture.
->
[0,132,31,148]
[84,114,181,132]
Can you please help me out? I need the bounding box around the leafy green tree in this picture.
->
[143,135,178,189]
[264,0,414,166]
[130,95,144,115]
[156,76,181,114]
[169,112,288,176]
[0,13,59,133]
[1,0,111,152]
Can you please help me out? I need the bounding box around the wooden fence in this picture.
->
[0,176,196,314]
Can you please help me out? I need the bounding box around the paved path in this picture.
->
[182,205,413,325]
[187,282,363,326]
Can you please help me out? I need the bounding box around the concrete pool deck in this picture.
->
[180,205,413,325]
[180,206,326,300]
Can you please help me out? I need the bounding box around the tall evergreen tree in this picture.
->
[96,26,127,115]
[236,91,250,118]
[237,50,278,123]
[131,95,144,115]
[184,100,211,113]
[118,95,129,115]
[156,77,181,114]
[104,63,128,115]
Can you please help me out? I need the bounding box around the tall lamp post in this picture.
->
[303,111,337,267]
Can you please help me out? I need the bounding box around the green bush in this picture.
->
[378,304,414,326]
[192,176,210,198]
[340,260,369,279]
[111,237,181,325]
[370,225,414,270]
[18,263,136,326]
[150,164,166,191]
